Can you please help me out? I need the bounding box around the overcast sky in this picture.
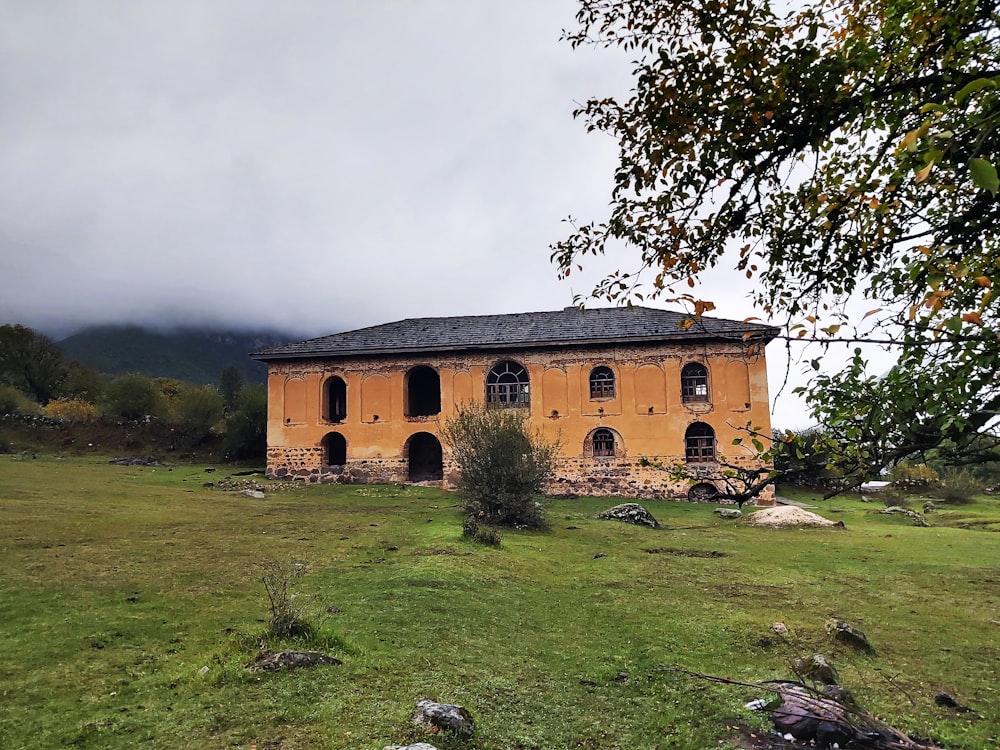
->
[0,0,831,427]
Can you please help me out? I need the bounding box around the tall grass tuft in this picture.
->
[261,560,315,640]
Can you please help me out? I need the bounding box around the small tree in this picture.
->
[0,324,69,405]
[104,373,161,421]
[223,383,267,460]
[172,385,224,443]
[441,402,559,529]
[219,366,243,414]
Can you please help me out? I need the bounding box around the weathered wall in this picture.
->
[263,341,774,502]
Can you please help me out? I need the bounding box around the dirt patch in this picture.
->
[642,546,726,558]
[744,506,842,528]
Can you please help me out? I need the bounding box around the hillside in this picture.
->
[57,325,297,385]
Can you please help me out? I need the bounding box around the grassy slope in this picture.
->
[0,457,997,750]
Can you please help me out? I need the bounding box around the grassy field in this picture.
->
[1,455,997,749]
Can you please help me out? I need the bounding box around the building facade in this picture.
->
[252,307,780,501]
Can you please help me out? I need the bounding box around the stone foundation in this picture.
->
[266,447,406,484]
[265,446,773,503]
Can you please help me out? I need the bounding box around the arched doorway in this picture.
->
[323,432,347,466]
[407,432,443,481]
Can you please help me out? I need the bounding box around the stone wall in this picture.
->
[266,446,407,485]
[265,445,774,503]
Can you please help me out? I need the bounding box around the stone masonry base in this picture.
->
[265,446,774,504]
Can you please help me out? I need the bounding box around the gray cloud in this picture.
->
[1,0,632,333]
[1,0,814,426]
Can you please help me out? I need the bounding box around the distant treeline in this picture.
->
[57,324,295,385]
[0,323,273,460]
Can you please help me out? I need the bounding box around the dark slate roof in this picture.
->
[251,306,781,361]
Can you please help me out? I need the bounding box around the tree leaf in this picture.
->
[955,77,998,104]
[969,158,999,194]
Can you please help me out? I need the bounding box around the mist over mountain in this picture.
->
[57,325,302,385]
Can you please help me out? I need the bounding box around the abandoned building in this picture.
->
[251,306,781,500]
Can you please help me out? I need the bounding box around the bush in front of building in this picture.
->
[442,402,558,530]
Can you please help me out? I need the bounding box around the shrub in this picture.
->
[441,402,558,529]
[889,462,939,492]
[261,560,315,640]
[462,516,503,547]
[934,469,983,505]
[41,398,100,422]
[172,385,224,442]
[0,384,36,416]
[104,374,161,421]
[223,384,267,460]
[879,485,911,508]
[220,366,243,414]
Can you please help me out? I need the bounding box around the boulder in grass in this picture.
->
[714,508,742,519]
[411,699,474,737]
[745,506,841,527]
[383,745,440,750]
[826,619,876,654]
[595,503,660,528]
[245,650,342,672]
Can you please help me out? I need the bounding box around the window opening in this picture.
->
[486,361,530,407]
[326,376,347,422]
[589,366,616,399]
[592,427,616,457]
[681,363,710,403]
[685,422,716,462]
[406,365,441,417]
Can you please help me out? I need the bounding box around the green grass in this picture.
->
[1,455,998,749]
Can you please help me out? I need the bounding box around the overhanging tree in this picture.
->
[554,0,1000,488]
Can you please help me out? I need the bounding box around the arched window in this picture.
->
[592,427,616,457]
[323,432,347,466]
[486,361,530,407]
[589,366,616,399]
[681,362,710,403]
[685,422,716,462]
[325,376,347,422]
[405,365,441,417]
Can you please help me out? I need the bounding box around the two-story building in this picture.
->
[252,306,780,500]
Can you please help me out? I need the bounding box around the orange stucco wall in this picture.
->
[264,340,774,502]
